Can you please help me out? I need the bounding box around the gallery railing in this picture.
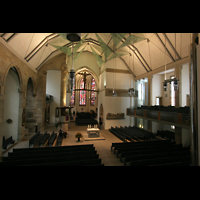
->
[127,106,190,128]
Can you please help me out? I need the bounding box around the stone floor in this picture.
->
[2,122,124,166]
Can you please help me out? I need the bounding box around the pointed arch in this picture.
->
[3,62,23,92]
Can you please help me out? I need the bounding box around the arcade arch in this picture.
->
[3,67,20,141]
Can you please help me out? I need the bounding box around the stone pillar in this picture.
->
[60,66,67,107]
[147,76,152,132]
[34,71,47,131]
[175,65,181,108]
[147,76,152,106]
[0,93,4,157]
[17,90,25,141]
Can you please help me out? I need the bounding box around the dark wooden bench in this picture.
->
[130,155,190,166]
[111,140,172,152]
[119,144,184,162]
[1,143,103,166]
[13,144,94,154]
[0,154,100,166]
[116,142,177,157]
[28,158,102,166]
[48,131,57,146]
[109,127,127,142]
[57,133,63,146]
[39,132,50,146]
[2,136,15,149]
[29,131,41,147]
[123,148,190,166]
[4,150,97,161]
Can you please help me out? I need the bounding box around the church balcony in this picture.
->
[127,106,190,129]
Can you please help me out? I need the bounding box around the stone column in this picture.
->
[0,92,4,158]
[34,71,47,131]
[147,76,152,106]
[175,65,181,108]
[147,76,152,132]
[17,89,25,141]
[60,65,68,107]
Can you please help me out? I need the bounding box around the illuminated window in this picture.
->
[71,81,75,106]
[171,76,175,106]
[91,78,96,105]
[79,79,86,105]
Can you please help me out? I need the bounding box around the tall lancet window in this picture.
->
[91,78,96,105]
[79,78,86,105]
[71,81,75,106]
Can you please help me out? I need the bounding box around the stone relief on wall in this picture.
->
[106,113,125,119]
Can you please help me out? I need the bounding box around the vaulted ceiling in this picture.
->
[0,33,191,78]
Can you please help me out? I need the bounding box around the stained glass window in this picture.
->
[80,78,86,105]
[71,81,75,106]
[91,78,96,105]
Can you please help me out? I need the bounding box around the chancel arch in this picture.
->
[72,67,99,113]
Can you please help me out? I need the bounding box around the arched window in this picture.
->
[80,79,86,105]
[91,78,96,105]
[71,81,75,106]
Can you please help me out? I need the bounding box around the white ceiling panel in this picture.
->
[0,33,191,78]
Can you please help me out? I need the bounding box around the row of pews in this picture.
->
[0,144,103,166]
[29,131,61,147]
[156,130,175,141]
[2,136,15,149]
[111,140,190,166]
[109,126,156,142]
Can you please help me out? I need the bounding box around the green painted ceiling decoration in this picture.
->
[95,33,113,60]
[119,33,146,48]
[49,33,147,68]
[110,33,127,48]
[90,45,104,67]
[1,33,190,78]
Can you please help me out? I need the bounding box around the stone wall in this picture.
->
[0,41,37,156]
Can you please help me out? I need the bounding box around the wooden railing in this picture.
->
[127,106,190,128]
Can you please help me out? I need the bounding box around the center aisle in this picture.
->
[61,122,124,166]
[2,122,124,166]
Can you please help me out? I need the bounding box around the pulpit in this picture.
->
[56,106,73,131]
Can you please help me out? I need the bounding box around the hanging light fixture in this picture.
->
[163,82,168,91]
[163,33,179,91]
[128,88,135,96]
[112,37,117,98]
[67,33,81,95]
[67,33,81,42]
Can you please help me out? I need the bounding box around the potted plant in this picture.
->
[75,132,83,142]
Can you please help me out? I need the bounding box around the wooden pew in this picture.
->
[2,136,15,149]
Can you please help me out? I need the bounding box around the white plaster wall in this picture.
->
[46,70,61,123]
[161,72,174,106]
[181,63,190,107]
[102,58,135,130]
[106,73,133,89]
[99,71,106,90]
[104,57,128,70]
[152,74,162,106]
[104,96,131,130]
[74,51,99,77]
[4,69,20,141]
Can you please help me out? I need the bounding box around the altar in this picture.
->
[87,127,100,137]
